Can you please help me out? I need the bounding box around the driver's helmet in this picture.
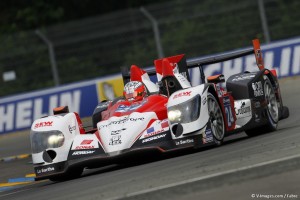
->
[123,81,146,101]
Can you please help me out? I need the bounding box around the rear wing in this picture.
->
[122,39,263,84]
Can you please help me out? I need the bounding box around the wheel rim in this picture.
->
[207,94,224,141]
[264,81,279,122]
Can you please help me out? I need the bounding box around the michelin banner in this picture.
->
[0,75,123,134]
[190,37,300,85]
[1,37,300,134]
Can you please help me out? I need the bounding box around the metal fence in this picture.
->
[1,0,300,96]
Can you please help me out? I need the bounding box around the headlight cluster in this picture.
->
[30,130,65,153]
[168,95,200,123]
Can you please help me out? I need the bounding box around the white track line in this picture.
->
[107,153,300,200]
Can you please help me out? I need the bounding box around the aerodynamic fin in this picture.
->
[130,65,158,93]
[252,39,265,70]
[154,54,190,82]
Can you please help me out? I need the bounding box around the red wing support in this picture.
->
[252,39,265,70]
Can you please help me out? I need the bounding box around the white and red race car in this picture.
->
[30,39,289,181]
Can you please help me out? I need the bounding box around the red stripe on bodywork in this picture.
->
[95,130,104,148]
[74,112,85,134]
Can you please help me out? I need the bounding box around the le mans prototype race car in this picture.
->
[30,39,289,181]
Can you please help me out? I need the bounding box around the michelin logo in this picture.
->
[0,90,81,133]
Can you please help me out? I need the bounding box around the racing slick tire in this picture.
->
[245,76,279,137]
[207,92,225,145]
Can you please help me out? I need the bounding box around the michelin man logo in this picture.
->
[103,82,116,100]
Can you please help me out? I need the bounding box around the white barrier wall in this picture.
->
[1,37,300,134]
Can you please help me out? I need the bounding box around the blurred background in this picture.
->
[0,0,299,97]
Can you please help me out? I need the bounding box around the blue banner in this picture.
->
[0,82,98,134]
[190,37,300,85]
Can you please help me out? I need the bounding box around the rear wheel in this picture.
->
[245,76,279,136]
[264,76,279,131]
[207,93,225,145]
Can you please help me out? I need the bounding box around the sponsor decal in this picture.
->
[75,139,95,149]
[180,71,189,80]
[173,91,192,99]
[202,128,213,144]
[252,81,264,97]
[96,101,110,109]
[116,105,129,112]
[80,140,93,145]
[68,125,76,133]
[255,49,261,58]
[98,117,145,129]
[99,118,128,129]
[142,134,166,143]
[72,150,95,156]
[235,102,251,116]
[144,129,165,138]
[75,145,94,149]
[223,96,231,104]
[175,138,194,145]
[160,120,169,129]
[223,96,234,127]
[36,166,55,174]
[111,128,126,135]
[202,97,207,105]
[143,120,169,138]
[232,74,255,82]
[147,127,154,134]
[216,85,222,97]
[34,121,53,129]
[116,100,147,113]
[109,135,122,145]
[128,117,145,121]
[178,73,189,82]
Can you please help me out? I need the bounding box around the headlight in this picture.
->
[30,131,65,153]
[168,95,200,123]
[47,133,64,148]
[168,110,182,121]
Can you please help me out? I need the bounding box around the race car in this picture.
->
[30,39,289,181]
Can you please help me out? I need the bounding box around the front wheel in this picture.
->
[207,92,225,145]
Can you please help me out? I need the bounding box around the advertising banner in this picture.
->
[190,37,300,85]
[1,37,300,134]
[0,81,98,134]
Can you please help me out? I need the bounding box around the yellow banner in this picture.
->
[96,78,124,101]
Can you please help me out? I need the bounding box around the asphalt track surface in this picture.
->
[0,76,300,200]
